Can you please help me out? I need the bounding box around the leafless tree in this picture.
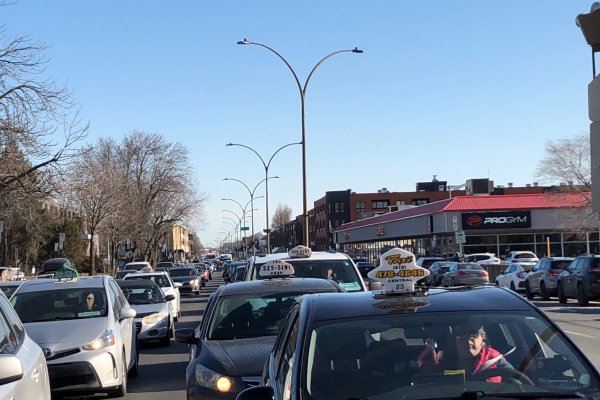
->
[536,133,591,191]
[0,26,87,197]
[271,203,293,230]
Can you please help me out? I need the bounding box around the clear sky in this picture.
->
[2,1,595,249]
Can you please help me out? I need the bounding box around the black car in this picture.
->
[557,254,600,306]
[168,267,202,295]
[223,261,246,283]
[174,276,345,400]
[239,287,600,400]
[423,261,452,286]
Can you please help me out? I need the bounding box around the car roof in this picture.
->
[250,251,352,264]
[302,286,532,322]
[217,277,341,296]
[124,272,168,277]
[0,281,25,286]
[16,275,107,293]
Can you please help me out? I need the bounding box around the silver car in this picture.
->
[117,279,175,346]
[441,262,489,287]
[0,291,51,399]
[525,257,574,300]
[10,275,138,397]
[123,271,182,321]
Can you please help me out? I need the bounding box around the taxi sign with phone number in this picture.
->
[367,247,429,293]
[259,259,295,278]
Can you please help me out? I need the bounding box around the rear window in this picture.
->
[550,260,572,270]
[514,252,537,259]
[459,263,484,270]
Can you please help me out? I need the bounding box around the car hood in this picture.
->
[130,303,167,316]
[25,318,108,350]
[199,336,276,376]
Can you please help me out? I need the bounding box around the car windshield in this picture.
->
[303,311,600,400]
[121,286,164,305]
[253,259,363,292]
[11,288,108,322]
[115,270,136,279]
[125,274,171,288]
[169,268,195,277]
[207,292,301,340]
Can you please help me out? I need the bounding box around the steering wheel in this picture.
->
[472,368,534,385]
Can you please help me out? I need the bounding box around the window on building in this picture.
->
[412,199,429,206]
[356,201,365,212]
[372,200,389,209]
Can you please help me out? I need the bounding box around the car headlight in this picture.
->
[83,329,115,350]
[194,363,235,392]
[143,312,167,324]
[189,279,198,285]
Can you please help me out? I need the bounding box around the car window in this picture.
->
[303,311,600,399]
[207,292,303,340]
[0,296,25,348]
[276,314,299,397]
[0,310,15,355]
[122,286,165,304]
[12,288,108,322]
[551,260,572,270]
[169,268,195,277]
[515,253,536,259]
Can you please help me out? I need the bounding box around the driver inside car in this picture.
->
[418,322,514,382]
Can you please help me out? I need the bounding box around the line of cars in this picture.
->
[191,247,600,400]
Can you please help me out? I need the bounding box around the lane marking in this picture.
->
[564,330,595,338]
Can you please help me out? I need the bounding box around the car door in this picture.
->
[0,294,50,400]
[528,260,544,292]
[497,265,511,287]
[108,280,134,369]
[563,259,581,296]
[268,305,300,399]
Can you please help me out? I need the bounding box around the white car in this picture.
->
[10,275,137,397]
[461,253,501,265]
[502,251,539,266]
[0,291,51,400]
[123,272,181,321]
[495,262,533,292]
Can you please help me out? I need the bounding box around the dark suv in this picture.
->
[557,255,600,306]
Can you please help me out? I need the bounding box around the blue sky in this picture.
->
[2,1,594,248]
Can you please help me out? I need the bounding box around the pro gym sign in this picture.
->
[461,211,531,230]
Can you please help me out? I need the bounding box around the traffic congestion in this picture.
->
[1,248,600,399]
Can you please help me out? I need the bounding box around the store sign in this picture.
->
[461,211,531,230]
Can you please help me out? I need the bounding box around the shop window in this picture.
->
[535,243,563,258]
[562,243,588,257]
[563,232,587,242]
[465,235,497,245]
[535,233,561,243]
[498,234,534,245]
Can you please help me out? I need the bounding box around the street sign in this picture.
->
[452,216,459,231]
[455,231,466,244]
[59,232,65,242]
[54,242,59,251]
[240,227,249,231]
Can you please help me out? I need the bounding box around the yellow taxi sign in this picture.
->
[259,259,295,278]
[288,245,312,258]
[367,248,430,294]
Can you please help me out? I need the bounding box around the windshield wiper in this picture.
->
[459,391,585,400]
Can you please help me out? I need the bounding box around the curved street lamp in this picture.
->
[237,38,363,248]
[226,141,299,253]
[224,176,277,255]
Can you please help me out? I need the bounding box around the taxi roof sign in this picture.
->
[288,245,312,258]
[53,265,79,280]
[259,259,295,278]
[367,248,429,294]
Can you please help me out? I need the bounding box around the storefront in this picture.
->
[335,193,597,262]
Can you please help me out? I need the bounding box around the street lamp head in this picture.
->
[226,142,234,146]
[237,39,251,45]
[352,47,364,54]
[576,3,600,49]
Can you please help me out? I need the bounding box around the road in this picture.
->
[61,279,600,399]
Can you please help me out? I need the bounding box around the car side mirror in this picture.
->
[0,355,23,385]
[174,328,196,345]
[174,282,183,288]
[120,307,136,320]
[236,385,275,400]
[368,281,382,291]
[164,294,175,302]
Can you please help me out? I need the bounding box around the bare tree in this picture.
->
[66,138,124,275]
[536,133,591,191]
[271,203,293,230]
[0,26,87,197]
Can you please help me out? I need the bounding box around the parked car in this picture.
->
[495,262,533,292]
[123,271,181,321]
[441,262,489,287]
[502,250,539,266]
[415,257,445,269]
[10,275,138,397]
[423,261,452,286]
[557,254,600,306]
[0,290,51,399]
[117,279,175,346]
[462,253,501,265]
[525,257,574,300]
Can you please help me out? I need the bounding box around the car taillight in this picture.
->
[546,271,559,277]
[589,268,600,273]
[458,271,467,277]
[481,271,489,276]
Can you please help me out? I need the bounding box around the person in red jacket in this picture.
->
[417,322,513,382]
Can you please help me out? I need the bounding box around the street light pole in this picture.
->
[224,176,278,255]
[237,39,363,248]
[226,142,300,254]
